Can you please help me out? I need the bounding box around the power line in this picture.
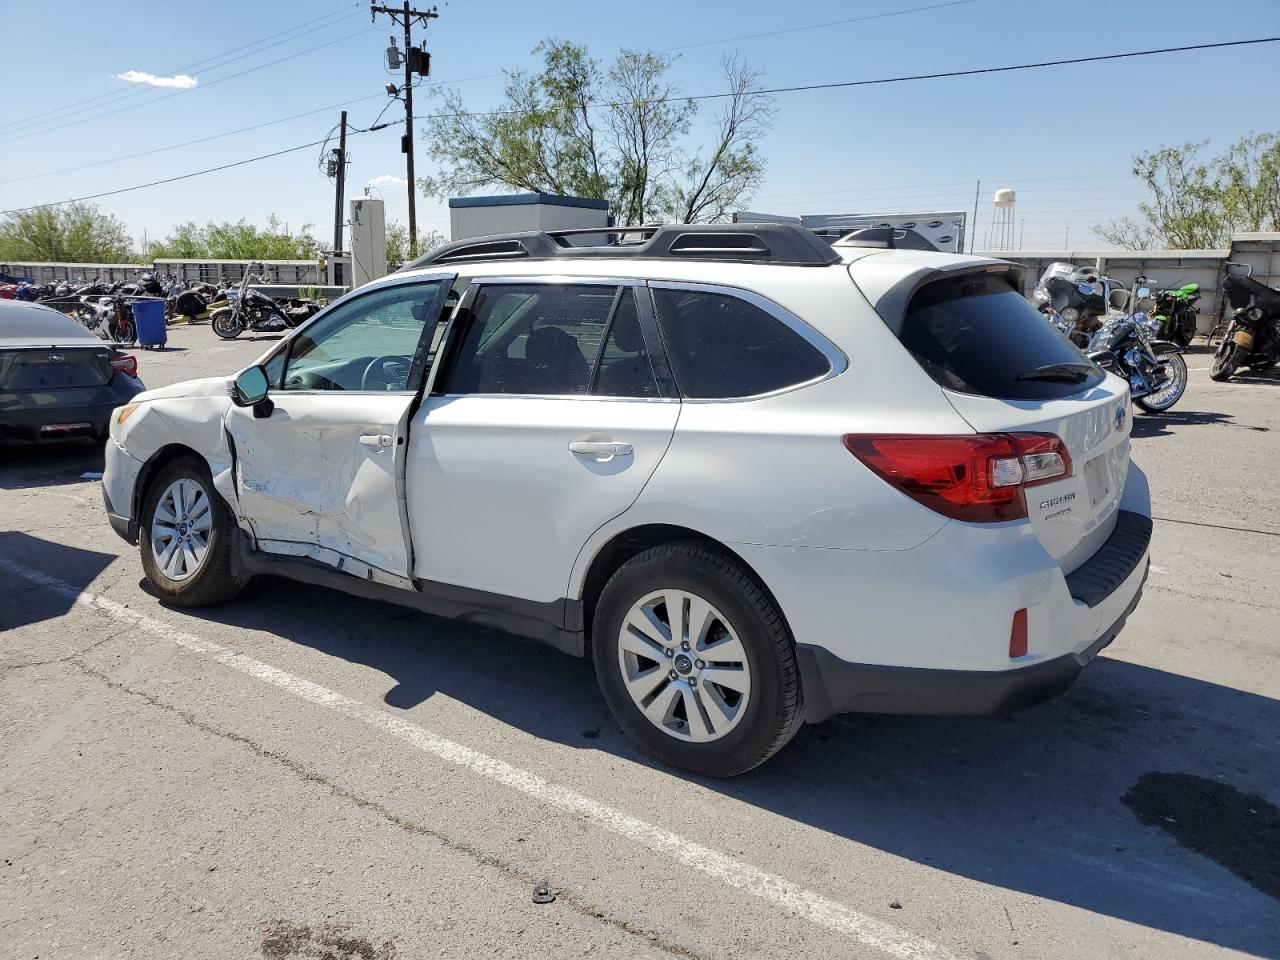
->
[686,36,1280,104]
[0,5,360,135]
[663,0,977,51]
[0,73,498,187]
[7,37,1277,215]
[0,24,377,146]
[0,140,336,215]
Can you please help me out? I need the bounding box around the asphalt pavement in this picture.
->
[2,326,1278,960]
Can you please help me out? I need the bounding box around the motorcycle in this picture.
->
[80,295,138,344]
[1150,282,1200,347]
[1040,272,1188,413]
[1210,262,1280,381]
[1032,262,1108,350]
[209,263,315,339]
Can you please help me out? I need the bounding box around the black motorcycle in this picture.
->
[209,264,311,339]
[1032,262,1108,350]
[1039,271,1188,413]
[1210,264,1280,381]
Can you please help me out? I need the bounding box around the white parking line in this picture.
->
[0,556,955,960]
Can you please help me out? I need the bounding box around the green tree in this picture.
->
[385,221,446,269]
[0,202,134,263]
[418,41,774,225]
[149,215,321,260]
[1096,133,1280,249]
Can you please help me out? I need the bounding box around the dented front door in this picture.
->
[225,275,452,583]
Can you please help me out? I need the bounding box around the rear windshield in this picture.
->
[899,272,1104,400]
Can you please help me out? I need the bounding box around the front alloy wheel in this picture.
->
[149,477,213,582]
[618,589,752,743]
[140,455,247,606]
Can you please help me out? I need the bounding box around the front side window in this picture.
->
[443,283,621,396]
[650,288,831,399]
[281,280,445,391]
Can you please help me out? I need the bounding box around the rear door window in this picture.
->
[650,287,831,399]
[899,273,1104,400]
[442,284,615,396]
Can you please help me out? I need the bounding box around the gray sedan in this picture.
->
[0,299,144,444]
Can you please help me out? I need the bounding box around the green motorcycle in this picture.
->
[1150,283,1200,347]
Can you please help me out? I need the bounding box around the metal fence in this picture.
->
[982,232,1280,334]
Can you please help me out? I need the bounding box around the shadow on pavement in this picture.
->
[0,532,115,631]
[175,575,1280,957]
[0,440,105,490]
[1130,409,1237,438]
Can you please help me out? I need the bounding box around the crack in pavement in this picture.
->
[62,654,709,960]
[1153,515,1280,538]
[0,628,128,672]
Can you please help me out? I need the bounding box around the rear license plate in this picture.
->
[1084,454,1113,508]
[40,422,92,434]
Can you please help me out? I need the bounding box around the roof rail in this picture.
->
[832,227,939,252]
[404,222,842,270]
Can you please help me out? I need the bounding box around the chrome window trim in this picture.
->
[460,275,647,289]
[432,393,678,404]
[646,279,848,402]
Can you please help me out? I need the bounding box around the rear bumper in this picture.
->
[0,377,141,443]
[0,401,114,442]
[735,462,1153,723]
[798,564,1146,721]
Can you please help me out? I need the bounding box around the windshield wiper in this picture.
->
[1015,362,1093,383]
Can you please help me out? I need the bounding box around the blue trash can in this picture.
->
[132,299,167,349]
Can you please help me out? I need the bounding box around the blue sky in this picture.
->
[1,0,1277,253]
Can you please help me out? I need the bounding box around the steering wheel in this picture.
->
[361,355,413,391]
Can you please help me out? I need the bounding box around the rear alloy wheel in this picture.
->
[593,540,803,777]
[617,589,753,743]
[140,456,247,606]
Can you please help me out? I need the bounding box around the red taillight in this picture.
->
[110,353,137,378]
[842,433,1072,523]
[1009,608,1028,658]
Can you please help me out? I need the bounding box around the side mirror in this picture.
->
[232,365,270,407]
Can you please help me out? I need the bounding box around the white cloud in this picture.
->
[368,174,407,187]
[115,70,198,89]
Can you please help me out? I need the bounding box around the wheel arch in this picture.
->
[576,523,790,655]
[132,443,210,526]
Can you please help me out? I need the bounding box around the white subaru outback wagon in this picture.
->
[102,224,1151,776]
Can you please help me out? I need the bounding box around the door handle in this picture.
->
[359,433,393,450]
[569,439,633,459]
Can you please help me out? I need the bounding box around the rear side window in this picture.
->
[650,288,830,399]
[900,273,1104,400]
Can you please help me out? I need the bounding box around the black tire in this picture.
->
[210,308,242,339]
[111,316,136,344]
[1210,339,1244,381]
[1174,315,1195,348]
[140,455,248,607]
[592,540,803,777]
[1135,351,1187,413]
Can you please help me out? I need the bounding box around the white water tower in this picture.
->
[990,188,1016,251]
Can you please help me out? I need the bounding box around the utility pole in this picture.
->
[332,110,348,261]
[370,1,438,258]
